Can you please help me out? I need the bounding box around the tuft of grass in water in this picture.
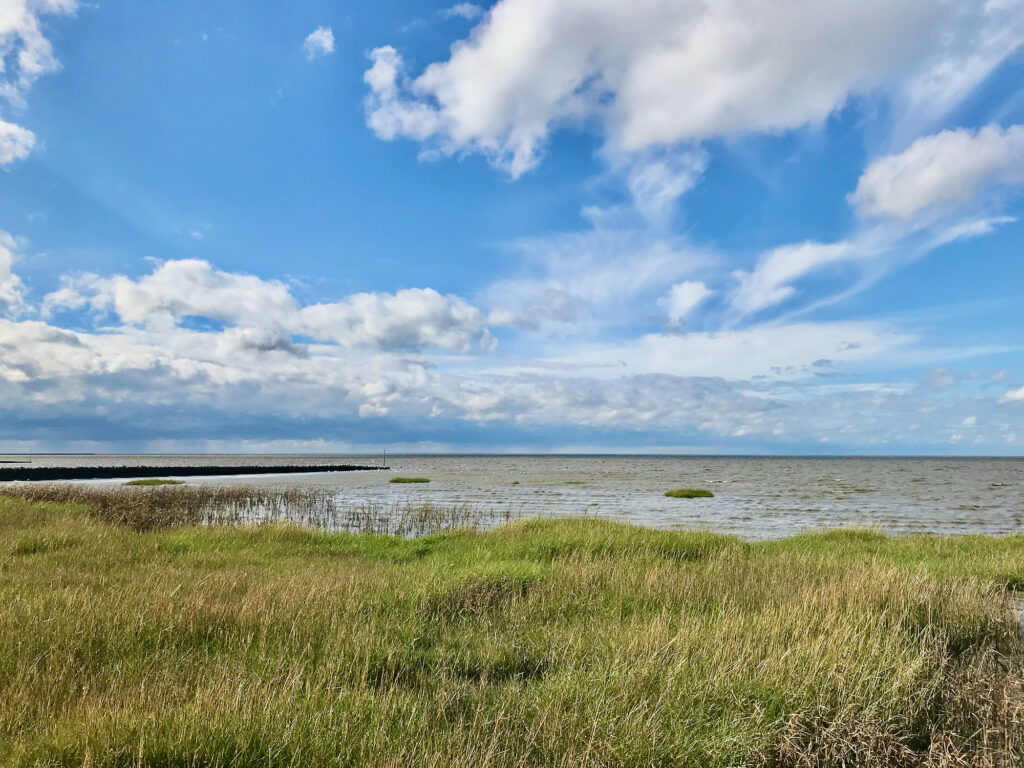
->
[123,478,184,486]
[1,490,1024,766]
[390,476,431,484]
[665,487,714,498]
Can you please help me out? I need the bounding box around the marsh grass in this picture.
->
[1,489,1024,766]
[390,476,431,484]
[666,487,714,498]
[123,478,184,486]
[0,484,515,536]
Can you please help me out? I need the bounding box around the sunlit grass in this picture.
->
[1,490,1023,766]
[123,478,184,486]
[389,476,431,484]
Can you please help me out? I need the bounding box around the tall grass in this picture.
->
[2,489,1024,766]
[0,483,517,536]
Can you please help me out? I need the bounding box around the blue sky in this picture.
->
[1,0,1023,454]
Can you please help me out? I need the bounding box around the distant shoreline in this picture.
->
[0,464,388,482]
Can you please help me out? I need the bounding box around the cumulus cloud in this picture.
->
[45,259,496,353]
[850,124,1024,219]
[0,0,76,163]
[0,231,26,315]
[0,309,997,450]
[1,246,1020,450]
[297,288,495,353]
[1003,386,1024,402]
[302,26,334,60]
[364,0,1022,176]
[0,119,34,164]
[363,46,443,145]
[215,327,307,358]
[0,0,76,106]
[440,3,483,20]
[54,259,298,329]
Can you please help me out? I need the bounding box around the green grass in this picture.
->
[123,478,184,486]
[665,487,714,498]
[389,476,431,484]
[1,493,1023,766]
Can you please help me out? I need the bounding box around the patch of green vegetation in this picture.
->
[389,476,430,484]
[124,478,184,486]
[665,487,714,498]
[1,492,1023,767]
[11,533,81,556]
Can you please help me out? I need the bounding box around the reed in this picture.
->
[0,483,516,536]
[2,490,1023,766]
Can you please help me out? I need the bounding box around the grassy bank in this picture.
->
[2,490,1024,766]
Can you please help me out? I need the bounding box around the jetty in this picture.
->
[0,463,388,482]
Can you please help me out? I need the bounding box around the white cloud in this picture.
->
[0,0,76,164]
[440,3,483,21]
[480,228,711,333]
[544,321,911,382]
[623,148,708,224]
[364,0,1023,176]
[302,26,334,60]
[54,259,298,329]
[730,240,859,317]
[0,119,35,164]
[850,124,1024,219]
[363,46,443,144]
[1004,386,1024,402]
[297,288,495,353]
[0,230,26,315]
[45,259,496,353]
[0,0,77,107]
[2,246,1021,449]
[659,281,711,326]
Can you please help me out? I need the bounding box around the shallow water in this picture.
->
[2,454,1022,540]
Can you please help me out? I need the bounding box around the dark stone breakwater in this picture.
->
[0,464,388,482]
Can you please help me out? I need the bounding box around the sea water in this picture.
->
[2,454,1021,540]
